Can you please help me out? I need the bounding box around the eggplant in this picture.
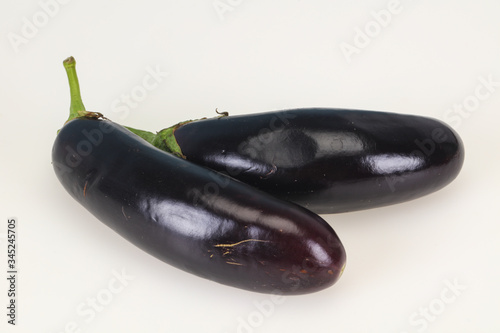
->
[143,108,464,214]
[52,57,346,295]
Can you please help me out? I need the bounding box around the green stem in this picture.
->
[63,56,87,123]
[60,56,216,160]
[123,126,157,146]
[123,121,189,158]
[130,114,227,157]
[150,112,228,157]
[152,121,191,158]
[61,56,157,145]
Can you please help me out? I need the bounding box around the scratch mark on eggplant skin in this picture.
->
[226,261,244,266]
[214,239,270,248]
[121,206,129,220]
[263,164,278,178]
[83,181,88,197]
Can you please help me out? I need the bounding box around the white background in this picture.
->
[1,0,500,332]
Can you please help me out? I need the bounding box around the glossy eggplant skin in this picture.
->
[171,108,464,214]
[52,117,346,295]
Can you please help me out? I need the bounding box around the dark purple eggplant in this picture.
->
[52,57,346,295]
[141,108,464,214]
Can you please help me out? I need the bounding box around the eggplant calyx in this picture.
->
[125,121,190,158]
[153,120,194,158]
[62,56,91,123]
[151,109,228,157]
[59,56,110,135]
